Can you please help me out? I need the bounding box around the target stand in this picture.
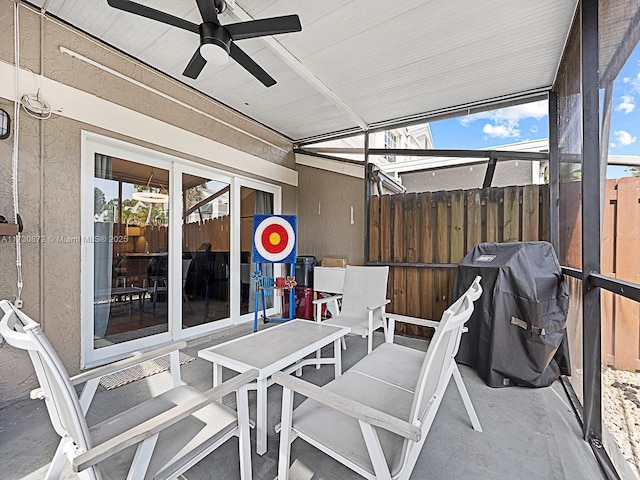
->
[252,215,297,331]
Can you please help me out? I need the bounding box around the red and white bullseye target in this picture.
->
[252,215,297,263]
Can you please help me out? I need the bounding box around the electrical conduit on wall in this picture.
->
[12,2,23,308]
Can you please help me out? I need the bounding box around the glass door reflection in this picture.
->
[93,156,169,348]
[182,174,231,327]
[240,186,274,315]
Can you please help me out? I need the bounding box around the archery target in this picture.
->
[252,215,297,263]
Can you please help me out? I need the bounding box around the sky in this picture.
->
[430,100,549,150]
[428,43,640,179]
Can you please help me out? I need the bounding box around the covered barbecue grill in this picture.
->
[454,242,570,388]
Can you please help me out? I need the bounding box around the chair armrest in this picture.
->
[31,342,187,399]
[385,313,439,329]
[367,299,391,311]
[72,368,259,473]
[312,294,342,305]
[272,371,420,442]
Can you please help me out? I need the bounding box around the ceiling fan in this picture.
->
[106,0,302,87]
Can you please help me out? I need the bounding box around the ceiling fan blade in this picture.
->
[226,15,302,41]
[182,49,208,79]
[107,0,199,34]
[195,0,219,23]
[230,42,276,87]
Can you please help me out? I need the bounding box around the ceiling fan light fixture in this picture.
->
[132,191,169,204]
[132,170,169,204]
[107,0,301,85]
[200,42,229,65]
[199,22,231,65]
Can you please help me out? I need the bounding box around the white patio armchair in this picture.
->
[313,265,390,354]
[383,277,484,434]
[182,258,193,312]
[274,276,483,480]
[0,300,257,480]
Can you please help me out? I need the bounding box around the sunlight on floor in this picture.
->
[288,459,314,480]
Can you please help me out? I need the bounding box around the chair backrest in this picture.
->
[339,266,389,321]
[410,276,482,425]
[182,258,192,286]
[0,301,92,454]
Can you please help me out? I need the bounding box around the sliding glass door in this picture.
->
[236,181,282,323]
[82,132,282,366]
[83,136,173,366]
[93,156,171,348]
[179,166,233,336]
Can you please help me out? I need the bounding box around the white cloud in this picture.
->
[459,100,548,126]
[482,123,520,138]
[615,95,636,114]
[530,125,538,134]
[458,100,546,140]
[632,73,640,95]
[610,130,637,148]
[623,77,631,84]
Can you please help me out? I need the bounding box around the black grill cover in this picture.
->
[454,242,570,388]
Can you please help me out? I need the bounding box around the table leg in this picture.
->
[213,363,222,387]
[334,338,342,378]
[256,377,268,455]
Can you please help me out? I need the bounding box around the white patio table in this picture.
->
[198,319,350,455]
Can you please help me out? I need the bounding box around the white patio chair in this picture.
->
[314,265,390,354]
[383,276,483,434]
[0,300,257,480]
[182,258,193,312]
[274,276,483,480]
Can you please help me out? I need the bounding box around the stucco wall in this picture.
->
[297,165,364,266]
[0,1,296,403]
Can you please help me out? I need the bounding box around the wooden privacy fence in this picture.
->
[560,178,640,372]
[368,185,549,336]
[114,216,232,254]
[605,178,640,371]
[370,179,640,371]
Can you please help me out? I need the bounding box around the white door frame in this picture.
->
[81,132,175,367]
[81,132,284,366]
[173,163,234,340]
[233,177,283,325]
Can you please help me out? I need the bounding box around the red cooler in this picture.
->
[283,286,313,319]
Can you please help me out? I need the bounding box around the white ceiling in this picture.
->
[29,0,578,143]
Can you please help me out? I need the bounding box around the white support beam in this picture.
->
[225,3,369,131]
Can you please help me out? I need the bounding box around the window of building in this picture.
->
[384,130,398,162]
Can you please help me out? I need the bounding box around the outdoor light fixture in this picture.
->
[199,43,229,64]
[199,22,231,65]
[132,191,169,203]
[125,225,142,237]
[132,171,169,204]
[0,109,10,140]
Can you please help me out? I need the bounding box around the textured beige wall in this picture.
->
[0,1,296,403]
[0,95,45,400]
[297,165,364,265]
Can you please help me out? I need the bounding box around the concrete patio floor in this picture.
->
[0,323,604,480]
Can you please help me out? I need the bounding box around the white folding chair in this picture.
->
[182,258,193,312]
[275,277,483,480]
[0,300,257,480]
[314,265,390,354]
